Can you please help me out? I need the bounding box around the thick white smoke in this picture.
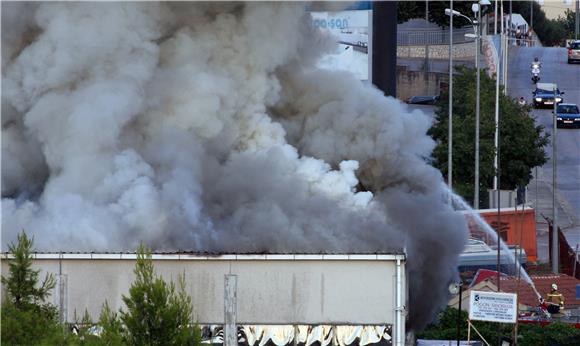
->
[1,2,468,329]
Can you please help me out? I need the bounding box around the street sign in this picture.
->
[576,284,580,300]
[469,290,517,323]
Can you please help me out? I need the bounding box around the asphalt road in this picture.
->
[507,46,580,260]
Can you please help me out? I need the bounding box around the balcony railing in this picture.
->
[398,27,475,46]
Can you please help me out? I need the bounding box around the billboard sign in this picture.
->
[469,290,517,323]
[309,3,372,81]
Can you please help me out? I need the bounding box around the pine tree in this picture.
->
[1,231,56,308]
[98,301,125,345]
[115,244,201,346]
[1,231,65,344]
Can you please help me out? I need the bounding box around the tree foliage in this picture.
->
[98,301,125,345]
[397,1,485,28]
[428,66,548,206]
[0,231,65,345]
[397,1,570,46]
[510,1,569,46]
[557,9,577,40]
[101,244,202,346]
[0,302,67,345]
[519,322,580,345]
[1,234,202,345]
[417,306,580,345]
[416,306,510,342]
[1,232,56,308]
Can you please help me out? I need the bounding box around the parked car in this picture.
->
[406,95,440,105]
[568,40,580,64]
[555,103,580,128]
[532,83,564,108]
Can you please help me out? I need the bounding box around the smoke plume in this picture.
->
[1,2,468,329]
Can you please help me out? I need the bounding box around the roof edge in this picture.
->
[0,253,406,261]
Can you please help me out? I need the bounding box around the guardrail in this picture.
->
[398,27,474,46]
[506,36,541,47]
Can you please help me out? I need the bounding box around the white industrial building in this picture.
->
[1,252,407,346]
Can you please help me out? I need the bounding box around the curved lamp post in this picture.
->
[445,0,490,209]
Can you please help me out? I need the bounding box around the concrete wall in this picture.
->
[395,41,478,100]
[396,67,448,101]
[396,42,475,60]
[1,254,406,326]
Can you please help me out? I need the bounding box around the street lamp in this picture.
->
[552,83,559,273]
[445,0,490,209]
[444,7,474,197]
[446,1,454,192]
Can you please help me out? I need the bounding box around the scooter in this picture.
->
[531,63,541,83]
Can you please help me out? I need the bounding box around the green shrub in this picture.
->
[417,306,580,346]
[1,232,66,345]
[100,244,202,346]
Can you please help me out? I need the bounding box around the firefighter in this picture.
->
[545,283,565,313]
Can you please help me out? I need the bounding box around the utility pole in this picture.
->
[494,5,504,335]
[530,0,534,33]
[495,1,507,294]
[448,0,454,191]
[493,26,501,190]
[552,84,559,273]
[574,0,580,40]
[495,20,503,346]
[495,0,498,34]
[425,0,430,73]
[474,5,482,209]
[502,0,509,95]
[509,0,513,39]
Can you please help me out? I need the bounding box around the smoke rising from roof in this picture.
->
[1,2,468,329]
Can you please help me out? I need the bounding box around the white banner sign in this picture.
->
[469,290,517,323]
[482,36,499,78]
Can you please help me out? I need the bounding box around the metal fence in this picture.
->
[398,27,474,46]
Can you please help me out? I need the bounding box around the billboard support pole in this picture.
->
[469,320,492,346]
[467,319,472,344]
[372,1,397,97]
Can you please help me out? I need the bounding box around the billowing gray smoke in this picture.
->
[1,2,468,329]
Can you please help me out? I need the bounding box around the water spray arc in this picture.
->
[447,187,542,300]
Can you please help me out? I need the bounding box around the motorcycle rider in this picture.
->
[530,57,541,83]
[518,97,526,106]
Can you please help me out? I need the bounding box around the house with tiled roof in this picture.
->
[486,274,580,309]
[448,279,529,312]
[448,271,580,327]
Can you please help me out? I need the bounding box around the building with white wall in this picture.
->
[1,252,407,346]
